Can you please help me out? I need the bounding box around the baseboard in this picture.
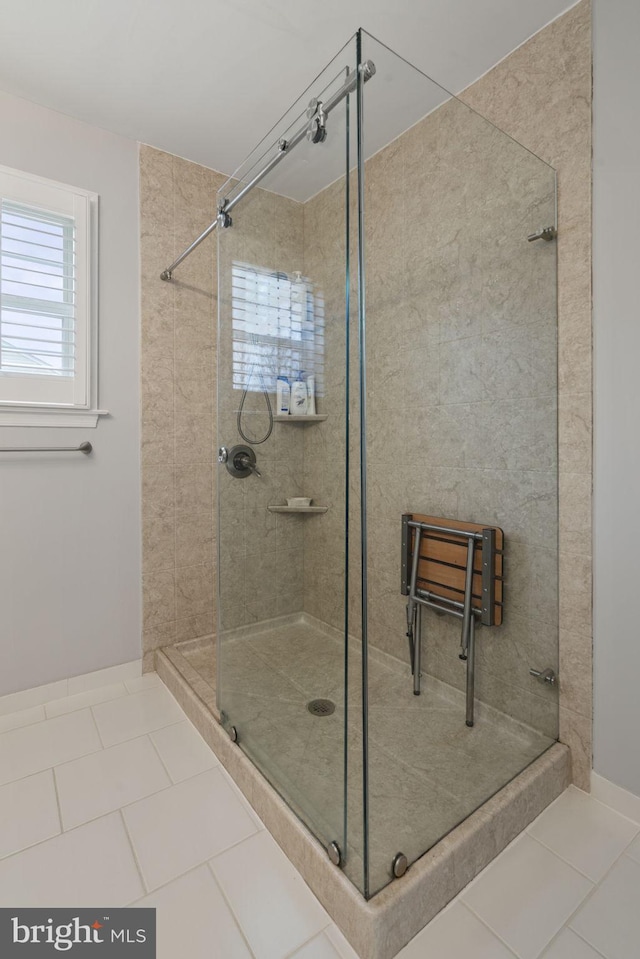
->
[0,660,142,717]
[591,771,640,825]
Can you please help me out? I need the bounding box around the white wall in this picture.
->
[0,91,141,695]
[593,0,640,796]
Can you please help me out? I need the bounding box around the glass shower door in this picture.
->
[358,30,559,896]
[215,39,358,870]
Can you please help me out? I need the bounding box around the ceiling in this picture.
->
[0,0,576,185]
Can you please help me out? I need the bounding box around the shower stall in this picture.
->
[161,29,559,905]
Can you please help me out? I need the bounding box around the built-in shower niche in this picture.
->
[158,22,567,959]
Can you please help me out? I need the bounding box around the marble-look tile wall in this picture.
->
[140,146,309,658]
[302,1,592,786]
[460,0,592,788]
[140,146,224,671]
[303,105,559,736]
[216,187,310,630]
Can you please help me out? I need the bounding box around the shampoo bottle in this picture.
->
[291,372,308,416]
[276,376,290,415]
[306,374,316,415]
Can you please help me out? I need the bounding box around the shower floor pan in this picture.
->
[156,615,569,959]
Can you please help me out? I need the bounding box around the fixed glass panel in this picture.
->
[358,30,558,896]
[216,37,359,880]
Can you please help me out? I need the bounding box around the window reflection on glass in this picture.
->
[231,262,324,395]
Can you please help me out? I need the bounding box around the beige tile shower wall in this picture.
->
[216,186,308,630]
[302,2,592,787]
[364,103,559,738]
[304,102,559,737]
[140,145,309,655]
[301,178,351,629]
[140,146,225,669]
[461,0,592,788]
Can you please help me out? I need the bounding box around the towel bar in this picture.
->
[0,442,92,454]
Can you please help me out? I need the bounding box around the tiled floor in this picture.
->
[174,617,554,895]
[1,672,639,958]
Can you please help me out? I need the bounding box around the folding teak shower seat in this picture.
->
[401,512,504,727]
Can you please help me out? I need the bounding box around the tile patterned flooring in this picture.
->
[176,618,554,895]
[0,672,639,958]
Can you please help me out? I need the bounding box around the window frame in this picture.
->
[0,164,105,427]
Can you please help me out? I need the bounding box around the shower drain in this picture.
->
[307,698,336,717]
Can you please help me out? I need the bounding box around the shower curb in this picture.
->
[155,647,570,959]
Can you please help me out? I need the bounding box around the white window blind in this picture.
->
[231,262,324,395]
[1,200,75,378]
[0,165,97,415]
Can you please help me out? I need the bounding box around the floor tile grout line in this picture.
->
[213,763,265,827]
[50,765,66,837]
[0,666,145,720]
[0,768,65,864]
[464,835,608,953]
[0,707,48,735]
[0,703,102,746]
[456,830,529,898]
[45,687,131,718]
[541,782,640,832]
[0,679,137,732]
[457,900,522,958]
[525,831,604,884]
[0,755,229,861]
[205,862,258,959]
[51,764,225,837]
[463,833,637,959]
[530,807,640,875]
[118,808,150,896]
[281,928,333,959]
[0,682,70,718]
[567,925,610,958]
[543,921,609,959]
[0,746,105,793]
[324,924,360,959]
[580,788,640,830]
[0,802,144,865]
[89,714,188,751]
[205,821,264,866]
[88,704,107,750]
[145,729,179,785]
[120,816,262,913]
[626,845,640,867]
[563,849,640,937]
[590,780,640,829]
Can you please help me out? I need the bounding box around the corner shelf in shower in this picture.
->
[274,415,328,423]
[267,505,329,514]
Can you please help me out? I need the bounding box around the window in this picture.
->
[0,165,101,426]
[231,262,324,395]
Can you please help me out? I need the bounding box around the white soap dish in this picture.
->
[287,497,312,508]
